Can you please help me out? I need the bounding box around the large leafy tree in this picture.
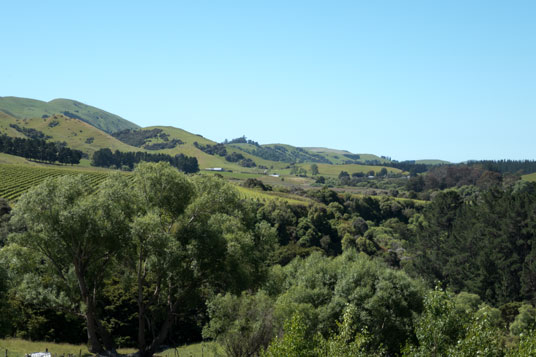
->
[9,174,132,353]
[7,163,277,356]
[117,163,277,357]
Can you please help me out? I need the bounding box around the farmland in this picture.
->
[0,164,113,201]
[235,185,313,206]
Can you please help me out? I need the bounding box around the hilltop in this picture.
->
[0,96,139,133]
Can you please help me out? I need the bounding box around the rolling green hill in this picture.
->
[0,96,418,177]
[304,147,390,164]
[0,112,141,155]
[129,126,290,171]
[0,96,139,133]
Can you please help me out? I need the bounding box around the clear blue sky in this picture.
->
[2,1,535,162]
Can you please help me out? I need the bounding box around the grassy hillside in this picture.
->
[0,96,139,133]
[0,97,419,181]
[137,127,290,171]
[0,152,42,165]
[304,147,390,164]
[0,113,141,155]
[523,172,536,182]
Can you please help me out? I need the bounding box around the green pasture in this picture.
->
[523,172,536,182]
[0,113,141,155]
[235,185,313,206]
[0,339,219,357]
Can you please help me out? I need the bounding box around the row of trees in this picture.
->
[407,164,505,192]
[0,134,82,165]
[91,148,199,173]
[223,135,260,146]
[9,124,51,140]
[468,159,536,174]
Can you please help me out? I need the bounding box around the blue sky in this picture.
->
[2,1,535,162]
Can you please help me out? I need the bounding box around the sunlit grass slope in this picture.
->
[523,173,536,182]
[304,147,390,164]
[0,96,138,133]
[0,114,142,155]
[0,153,42,165]
[142,127,288,171]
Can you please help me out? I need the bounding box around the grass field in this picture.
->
[235,185,314,206]
[0,164,115,202]
[0,339,219,357]
[523,173,536,182]
[0,153,43,166]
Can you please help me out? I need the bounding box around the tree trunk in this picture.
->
[95,318,117,353]
[74,262,104,354]
[138,301,146,356]
[144,299,179,357]
[137,253,147,357]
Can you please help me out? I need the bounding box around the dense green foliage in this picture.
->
[9,124,51,140]
[91,148,199,173]
[111,128,183,150]
[193,142,227,156]
[409,184,536,305]
[2,161,536,356]
[468,160,536,175]
[225,152,257,167]
[0,135,82,165]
